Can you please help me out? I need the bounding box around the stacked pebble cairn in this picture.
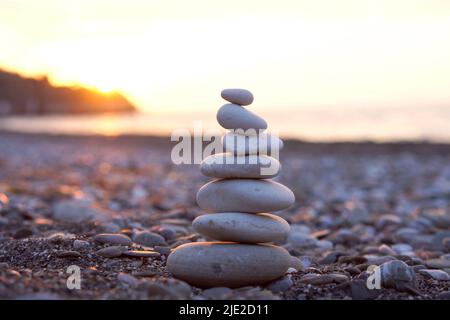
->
[167,89,295,288]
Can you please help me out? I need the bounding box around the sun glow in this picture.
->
[96,85,116,94]
[1,1,450,113]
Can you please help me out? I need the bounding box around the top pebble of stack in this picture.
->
[221,88,254,106]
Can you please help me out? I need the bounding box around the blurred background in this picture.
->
[1,0,450,141]
[1,1,450,301]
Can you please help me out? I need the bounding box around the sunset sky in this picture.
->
[1,0,450,113]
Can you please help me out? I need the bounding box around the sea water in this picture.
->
[0,106,449,142]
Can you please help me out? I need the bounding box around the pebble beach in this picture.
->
[0,131,449,300]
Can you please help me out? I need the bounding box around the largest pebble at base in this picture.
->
[167,242,291,288]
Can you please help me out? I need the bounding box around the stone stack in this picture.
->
[167,89,295,288]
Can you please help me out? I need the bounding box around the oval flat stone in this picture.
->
[94,233,132,246]
[123,250,161,258]
[196,179,295,213]
[221,88,254,106]
[222,132,283,155]
[96,246,126,258]
[200,153,280,179]
[419,269,450,281]
[217,104,267,131]
[167,242,290,287]
[132,231,167,247]
[193,213,290,243]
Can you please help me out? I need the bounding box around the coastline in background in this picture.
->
[0,69,135,115]
[0,105,449,142]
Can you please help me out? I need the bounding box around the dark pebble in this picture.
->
[319,251,349,264]
[154,246,172,255]
[344,266,362,275]
[123,250,160,258]
[350,280,382,300]
[57,251,81,259]
[13,228,33,239]
[436,291,450,300]
[338,255,368,264]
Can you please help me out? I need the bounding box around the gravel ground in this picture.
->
[0,132,449,300]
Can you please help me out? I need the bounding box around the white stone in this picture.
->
[265,275,293,292]
[167,242,290,288]
[222,132,283,155]
[290,224,312,234]
[73,239,90,249]
[200,153,280,179]
[196,179,295,213]
[53,200,105,223]
[316,240,334,250]
[117,273,139,286]
[217,104,267,131]
[221,88,254,106]
[391,243,413,255]
[289,256,305,271]
[287,232,318,249]
[193,213,290,243]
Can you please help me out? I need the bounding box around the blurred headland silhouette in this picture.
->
[0,69,135,116]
